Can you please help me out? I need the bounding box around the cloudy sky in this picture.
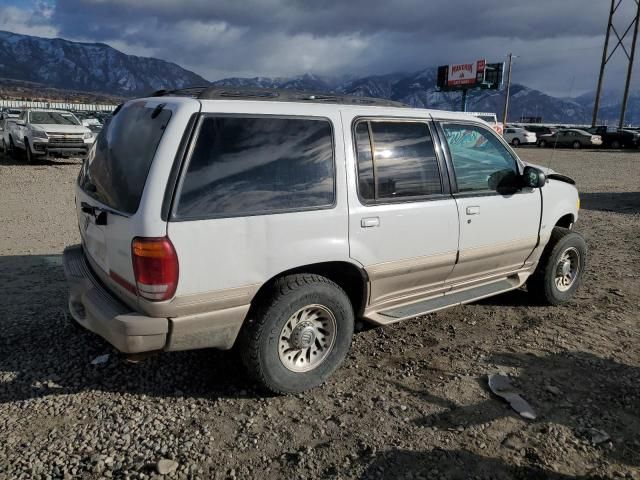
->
[0,0,638,96]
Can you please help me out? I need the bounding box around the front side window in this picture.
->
[175,116,335,219]
[442,123,519,193]
[354,120,442,202]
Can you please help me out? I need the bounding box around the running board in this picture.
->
[376,279,514,322]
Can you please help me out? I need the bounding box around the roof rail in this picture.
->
[150,86,407,107]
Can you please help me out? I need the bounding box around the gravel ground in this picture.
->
[0,148,639,479]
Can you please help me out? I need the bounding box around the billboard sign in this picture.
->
[447,59,486,87]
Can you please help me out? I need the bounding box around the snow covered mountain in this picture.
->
[0,30,207,96]
[213,67,639,124]
[0,29,637,124]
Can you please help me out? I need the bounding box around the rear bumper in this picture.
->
[63,245,248,354]
[63,245,168,353]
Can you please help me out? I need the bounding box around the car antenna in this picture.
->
[546,75,576,174]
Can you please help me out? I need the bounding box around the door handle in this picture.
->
[361,217,380,228]
[466,206,480,215]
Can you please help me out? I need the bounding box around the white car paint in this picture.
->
[504,127,537,146]
[73,97,580,323]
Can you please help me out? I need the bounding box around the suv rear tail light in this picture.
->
[131,237,179,301]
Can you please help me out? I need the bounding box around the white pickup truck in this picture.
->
[6,109,94,163]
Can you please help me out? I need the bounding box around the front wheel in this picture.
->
[511,138,520,147]
[527,227,587,305]
[610,140,621,149]
[538,139,547,148]
[572,141,581,149]
[239,274,354,394]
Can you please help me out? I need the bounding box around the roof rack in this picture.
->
[150,86,407,107]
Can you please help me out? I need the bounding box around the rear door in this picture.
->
[345,115,459,308]
[437,121,541,286]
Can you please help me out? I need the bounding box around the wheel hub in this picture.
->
[277,304,337,373]
[554,247,580,292]
[290,321,317,349]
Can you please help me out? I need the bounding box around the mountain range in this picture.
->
[0,30,638,124]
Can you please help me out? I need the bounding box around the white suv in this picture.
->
[63,88,586,394]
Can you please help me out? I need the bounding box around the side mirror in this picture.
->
[522,166,546,188]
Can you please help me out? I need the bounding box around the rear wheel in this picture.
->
[538,139,547,148]
[8,136,18,159]
[572,141,581,149]
[611,139,621,149]
[24,139,33,164]
[527,227,587,305]
[1,139,7,155]
[239,274,354,394]
[511,138,520,147]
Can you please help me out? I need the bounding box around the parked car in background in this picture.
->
[468,112,503,136]
[0,118,17,155]
[523,125,556,138]
[538,129,602,149]
[63,88,586,394]
[586,126,639,149]
[4,108,22,119]
[503,127,537,146]
[7,109,93,163]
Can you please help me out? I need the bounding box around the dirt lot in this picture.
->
[0,148,638,480]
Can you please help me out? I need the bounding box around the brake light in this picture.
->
[131,237,179,301]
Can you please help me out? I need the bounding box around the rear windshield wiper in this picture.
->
[81,201,128,225]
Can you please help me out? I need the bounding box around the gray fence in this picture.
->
[0,99,117,112]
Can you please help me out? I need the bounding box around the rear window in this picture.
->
[174,116,335,219]
[79,102,172,214]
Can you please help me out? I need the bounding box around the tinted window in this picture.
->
[79,102,172,214]
[355,121,442,202]
[175,116,334,218]
[442,123,518,192]
[354,122,374,200]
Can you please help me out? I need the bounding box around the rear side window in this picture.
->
[174,116,335,219]
[79,102,171,214]
[354,120,442,202]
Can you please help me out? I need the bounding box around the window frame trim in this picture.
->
[435,119,524,197]
[169,112,338,222]
[351,116,450,207]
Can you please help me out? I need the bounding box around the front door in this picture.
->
[439,122,541,286]
[345,116,459,308]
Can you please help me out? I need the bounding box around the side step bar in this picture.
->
[376,279,515,322]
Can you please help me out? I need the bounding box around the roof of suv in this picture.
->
[151,86,407,108]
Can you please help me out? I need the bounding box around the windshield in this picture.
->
[29,111,80,125]
[78,101,172,214]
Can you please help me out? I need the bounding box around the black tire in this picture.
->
[611,140,621,149]
[24,138,33,164]
[8,136,17,159]
[511,138,520,147]
[1,139,7,156]
[538,139,547,148]
[572,141,581,149]
[527,227,587,306]
[239,274,354,394]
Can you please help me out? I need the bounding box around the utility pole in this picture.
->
[592,0,640,128]
[620,0,640,128]
[502,53,513,126]
[461,89,468,112]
